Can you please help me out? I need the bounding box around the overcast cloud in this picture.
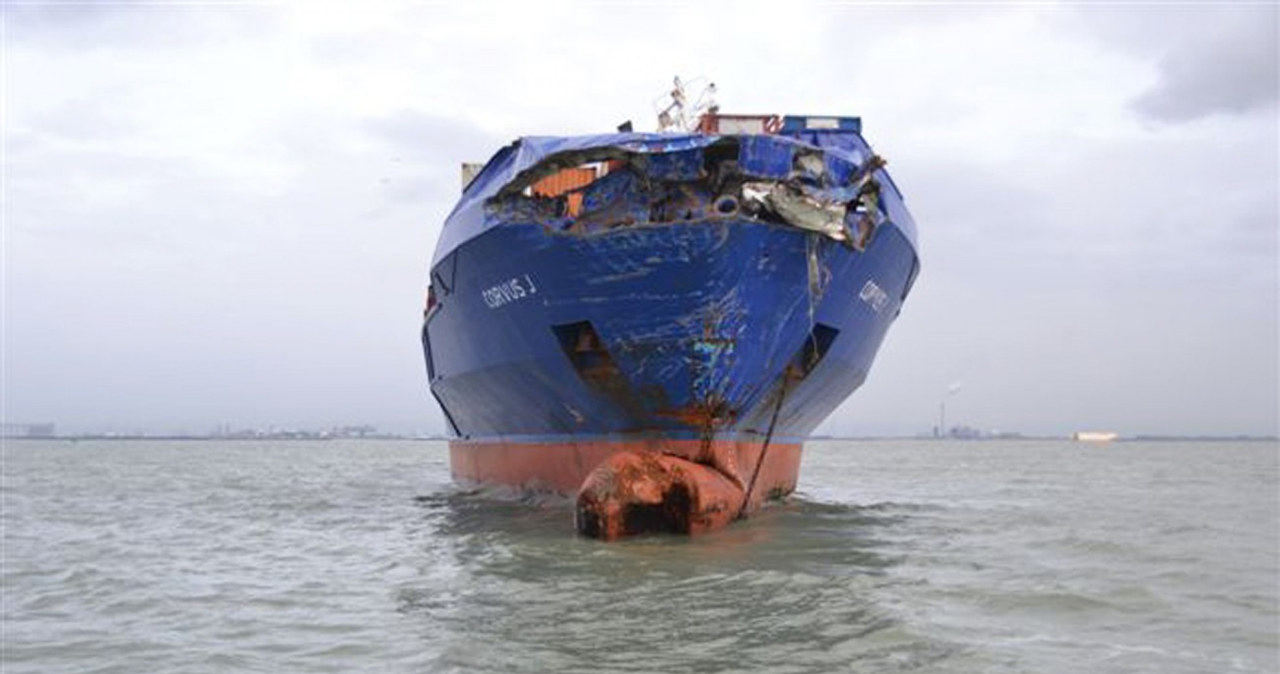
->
[2,2,1276,437]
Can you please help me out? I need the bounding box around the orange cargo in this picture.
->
[532,167,597,198]
[566,192,584,217]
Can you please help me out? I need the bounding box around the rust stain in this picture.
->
[655,393,736,429]
[655,392,746,491]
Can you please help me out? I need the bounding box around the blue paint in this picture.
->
[781,115,862,133]
[738,136,795,179]
[644,148,705,181]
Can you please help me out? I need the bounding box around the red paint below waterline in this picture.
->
[449,438,803,539]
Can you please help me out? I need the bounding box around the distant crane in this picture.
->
[655,76,718,132]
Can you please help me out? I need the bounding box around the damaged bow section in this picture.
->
[474,132,890,540]
[426,106,921,541]
[479,134,889,252]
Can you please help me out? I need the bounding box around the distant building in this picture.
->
[1072,431,1118,442]
[947,425,983,440]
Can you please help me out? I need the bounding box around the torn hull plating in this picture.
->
[423,127,920,537]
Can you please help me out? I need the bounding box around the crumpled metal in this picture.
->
[435,129,916,265]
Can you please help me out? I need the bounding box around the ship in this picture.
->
[422,82,920,539]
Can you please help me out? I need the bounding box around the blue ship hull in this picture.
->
[422,121,919,517]
[424,220,915,443]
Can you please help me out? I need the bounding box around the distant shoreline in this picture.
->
[1,434,442,442]
[5,434,1276,443]
[810,435,1279,443]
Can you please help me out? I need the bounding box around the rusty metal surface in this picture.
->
[575,450,743,540]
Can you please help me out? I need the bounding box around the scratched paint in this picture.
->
[427,218,915,443]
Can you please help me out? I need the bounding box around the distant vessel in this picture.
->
[1073,432,1119,442]
[421,81,920,538]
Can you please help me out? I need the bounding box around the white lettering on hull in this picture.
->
[482,274,539,309]
[859,280,889,313]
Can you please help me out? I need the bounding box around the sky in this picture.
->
[2,1,1277,437]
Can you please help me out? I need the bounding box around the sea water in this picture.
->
[2,439,1276,673]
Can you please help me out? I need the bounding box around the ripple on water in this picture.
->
[390,486,969,673]
[2,439,1275,674]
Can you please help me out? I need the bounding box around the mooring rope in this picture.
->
[739,233,827,519]
[737,366,792,520]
